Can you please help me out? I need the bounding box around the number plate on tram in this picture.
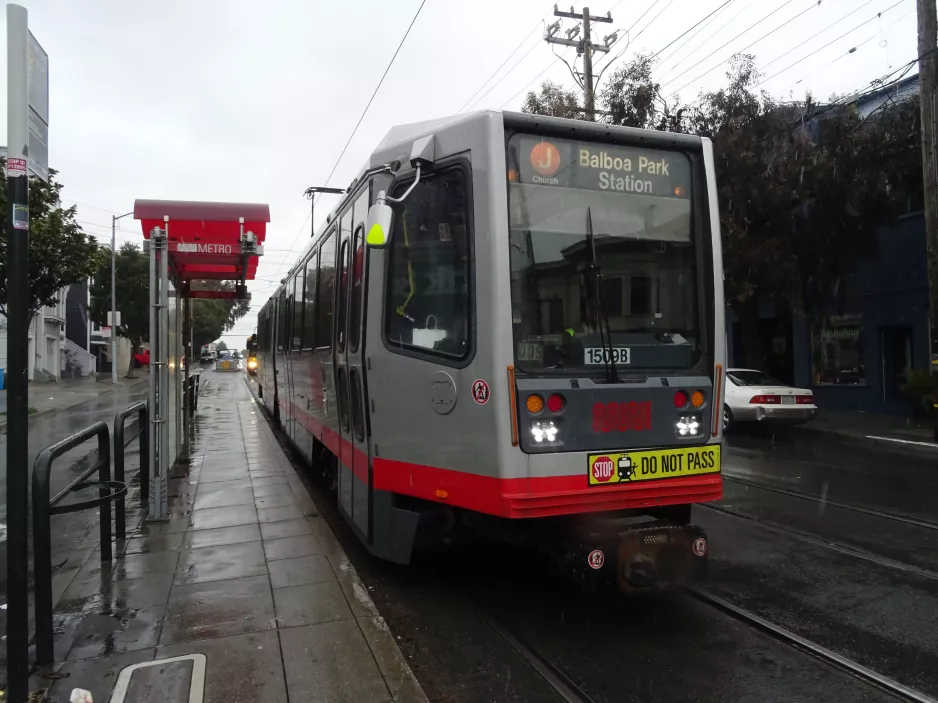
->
[588,445,721,486]
[584,347,630,365]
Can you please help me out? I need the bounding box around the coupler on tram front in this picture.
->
[548,514,709,595]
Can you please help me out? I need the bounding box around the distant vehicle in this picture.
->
[200,351,217,364]
[231,350,242,359]
[723,368,817,431]
[133,350,150,368]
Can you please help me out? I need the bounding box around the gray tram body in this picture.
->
[257,110,726,587]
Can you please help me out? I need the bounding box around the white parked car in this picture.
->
[723,368,818,431]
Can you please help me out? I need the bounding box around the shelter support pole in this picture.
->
[148,221,169,520]
[182,286,191,458]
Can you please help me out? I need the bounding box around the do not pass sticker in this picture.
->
[587,549,605,570]
[471,379,490,405]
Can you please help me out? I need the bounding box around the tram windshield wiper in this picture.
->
[585,207,620,384]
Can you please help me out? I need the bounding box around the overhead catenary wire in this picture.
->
[758,0,879,73]
[663,0,804,96]
[274,0,428,278]
[751,0,908,91]
[791,7,913,88]
[665,0,823,98]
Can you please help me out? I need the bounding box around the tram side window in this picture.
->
[303,252,318,350]
[292,271,304,350]
[349,188,369,354]
[277,291,286,354]
[317,231,337,350]
[385,167,471,361]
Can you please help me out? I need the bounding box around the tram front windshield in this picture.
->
[507,133,702,374]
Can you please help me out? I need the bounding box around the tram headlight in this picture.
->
[530,420,559,443]
[676,415,701,437]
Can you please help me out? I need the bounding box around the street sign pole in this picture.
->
[6,5,31,699]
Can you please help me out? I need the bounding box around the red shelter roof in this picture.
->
[133,199,270,282]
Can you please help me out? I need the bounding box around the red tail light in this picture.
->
[749,395,780,404]
[547,393,565,412]
[673,390,689,408]
[796,395,814,404]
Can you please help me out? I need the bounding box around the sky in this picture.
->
[0,0,923,344]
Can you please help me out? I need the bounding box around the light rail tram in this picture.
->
[256,111,726,591]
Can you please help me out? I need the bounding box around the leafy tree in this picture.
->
[90,245,252,376]
[216,341,228,352]
[90,243,149,377]
[600,53,686,132]
[0,161,103,317]
[190,281,251,351]
[521,80,582,118]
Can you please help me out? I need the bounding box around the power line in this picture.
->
[274,0,428,278]
[663,0,803,96]
[628,0,677,48]
[595,0,731,88]
[652,0,736,62]
[464,38,545,113]
[655,0,740,71]
[752,0,906,90]
[457,18,545,113]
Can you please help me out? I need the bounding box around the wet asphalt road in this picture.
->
[0,380,149,597]
[264,402,938,703]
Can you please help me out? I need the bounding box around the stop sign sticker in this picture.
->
[592,456,615,483]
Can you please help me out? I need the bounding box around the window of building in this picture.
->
[292,270,304,351]
[601,278,623,316]
[812,314,865,386]
[317,230,337,350]
[303,252,318,350]
[630,275,652,315]
[385,167,471,361]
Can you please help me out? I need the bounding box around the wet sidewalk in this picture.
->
[798,407,938,454]
[31,372,427,702]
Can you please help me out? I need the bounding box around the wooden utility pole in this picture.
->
[546,5,613,121]
[917,0,938,373]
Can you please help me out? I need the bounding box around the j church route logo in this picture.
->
[530,141,561,184]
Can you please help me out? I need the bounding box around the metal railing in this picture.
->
[114,401,149,536]
[32,422,125,665]
[187,372,200,414]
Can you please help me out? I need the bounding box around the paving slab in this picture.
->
[280,619,393,702]
[32,372,426,703]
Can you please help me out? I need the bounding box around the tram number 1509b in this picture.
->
[585,347,631,365]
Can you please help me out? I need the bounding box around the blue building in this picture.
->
[727,74,929,414]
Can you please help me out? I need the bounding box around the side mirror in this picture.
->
[366,199,394,248]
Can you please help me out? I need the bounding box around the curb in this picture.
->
[0,376,149,432]
[243,375,429,703]
[789,424,938,457]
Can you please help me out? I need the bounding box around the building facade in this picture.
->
[727,74,929,414]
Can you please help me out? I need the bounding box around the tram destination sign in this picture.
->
[513,135,691,199]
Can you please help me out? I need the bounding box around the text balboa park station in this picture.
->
[580,148,670,194]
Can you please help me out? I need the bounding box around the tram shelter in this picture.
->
[132,199,269,519]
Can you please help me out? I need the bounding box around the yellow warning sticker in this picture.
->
[588,445,721,486]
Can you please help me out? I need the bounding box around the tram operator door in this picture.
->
[335,188,372,538]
